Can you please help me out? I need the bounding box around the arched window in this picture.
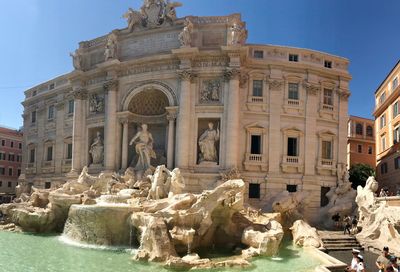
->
[366,126,373,137]
[356,123,363,135]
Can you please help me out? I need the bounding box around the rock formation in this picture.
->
[290,220,323,248]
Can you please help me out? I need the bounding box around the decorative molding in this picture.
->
[177,69,196,81]
[103,80,118,92]
[302,82,320,96]
[72,88,88,100]
[224,68,241,81]
[268,79,283,91]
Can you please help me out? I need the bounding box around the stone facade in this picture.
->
[347,116,375,168]
[0,127,23,203]
[374,60,400,193]
[21,1,351,222]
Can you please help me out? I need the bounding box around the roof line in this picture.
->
[374,59,400,94]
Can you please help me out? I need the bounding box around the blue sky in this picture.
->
[1,0,399,129]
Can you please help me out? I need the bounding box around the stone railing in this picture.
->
[287,99,300,106]
[322,104,334,111]
[249,96,264,103]
[285,156,299,164]
[321,159,333,166]
[376,196,400,207]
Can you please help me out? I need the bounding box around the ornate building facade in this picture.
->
[347,116,375,168]
[21,1,351,221]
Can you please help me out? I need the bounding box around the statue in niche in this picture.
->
[89,94,104,113]
[129,124,156,171]
[70,49,82,70]
[200,80,221,103]
[228,18,248,46]
[104,33,117,60]
[178,18,193,47]
[89,132,104,165]
[198,122,220,163]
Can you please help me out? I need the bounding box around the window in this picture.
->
[380,114,386,129]
[381,136,386,152]
[48,105,55,120]
[10,141,13,148]
[32,90,37,97]
[394,101,399,118]
[0,167,4,175]
[250,135,262,154]
[253,50,264,59]
[355,123,363,135]
[368,146,373,155]
[357,144,362,153]
[287,137,298,156]
[7,182,11,188]
[8,154,14,161]
[394,127,400,144]
[1,140,4,146]
[29,149,35,163]
[288,83,299,100]
[394,157,400,170]
[323,89,333,105]
[67,143,73,159]
[45,182,51,189]
[49,83,55,90]
[379,92,386,105]
[0,153,5,160]
[46,146,53,161]
[18,143,22,149]
[249,183,260,199]
[324,61,332,68]
[31,111,37,124]
[366,126,373,137]
[321,187,331,207]
[288,54,298,62]
[322,141,333,159]
[252,80,263,97]
[287,185,297,193]
[0,181,2,187]
[8,168,12,176]
[68,100,74,114]
[17,169,21,177]
[380,162,388,174]
[393,77,398,91]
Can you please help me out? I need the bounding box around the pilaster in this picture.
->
[104,79,119,171]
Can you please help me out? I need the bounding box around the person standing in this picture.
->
[343,215,351,235]
[346,249,360,272]
[351,216,358,234]
[376,246,390,272]
[356,254,365,272]
[388,256,399,272]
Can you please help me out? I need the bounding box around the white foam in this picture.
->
[58,235,135,252]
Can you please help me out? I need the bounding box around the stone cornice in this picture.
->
[303,82,320,96]
[177,69,196,81]
[103,79,119,92]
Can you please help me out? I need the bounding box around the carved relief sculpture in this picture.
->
[228,17,248,46]
[104,33,118,60]
[70,49,82,70]
[198,122,220,163]
[178,18,193,47]
[200,79,221,103]
[89,94,105,113]
[129,124,156,171]
[89,132,104,165]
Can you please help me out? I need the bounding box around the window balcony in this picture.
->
[42,160,55,174]
[316,158,337,175]
[322,104,334,111]
[287,99,300,106]
[243,153,268,171]
[246,96,267,111]
[281,156,303,173]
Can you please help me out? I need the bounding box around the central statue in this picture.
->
[129,124,156,171]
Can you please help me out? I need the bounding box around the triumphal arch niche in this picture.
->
[118,83,178,173]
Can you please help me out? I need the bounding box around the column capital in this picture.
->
[72,88,88,100]
[223,68,241,81]
[338,89,351,101]
[177,69,196,81]
[268,79,284,91]
[55,102,65,110]
[103,79,119,92]
[120,118,129,125]
[302,82,320,96]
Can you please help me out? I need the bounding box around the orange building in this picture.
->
[347,116,375,168]
[0,126,23,203]
[374,60,400,193]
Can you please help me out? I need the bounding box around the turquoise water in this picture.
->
[0,231,321,272]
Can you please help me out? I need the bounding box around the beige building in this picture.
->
[374,60,400,193]
[21,1,351,221]
[347,116,375,168]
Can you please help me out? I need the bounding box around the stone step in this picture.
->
[327,247,364,252]
[322,239,358,243]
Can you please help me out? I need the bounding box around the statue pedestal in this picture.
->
[198,161,218,167]
[89,164,103,174]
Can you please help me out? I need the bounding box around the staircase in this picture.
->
[319,231,363,252]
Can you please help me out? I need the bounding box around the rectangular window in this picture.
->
[288,83,299,100]
[46,146,53,161]
[394,127,400,144]
[324,60,332,68]
[253,50,264,59]
[31,111,36,124]
[289,54,299,62]
[394,101,399,118]
[357,144,362,153]
[45,182,51,189]
[0,181,2,187]
[67,143,73,159]
[17,169,21,177]
[394,157,400,170]
[19,143,22,149]
[0,168,5,175]
[8,168,12,176]
[250,135,262,154]
[49,83,55,90]
[368,146,373,155]
[287,184,297,193]
[252,80,263,97]
[323,89,333,105]
[68,100,74,114]
[322,141,333,159]
[7,182,11,188]
[381,162,388,174]
[48,105,55,120]
[393,77,398,91]
[380,114,386,129]
[381,137,386,152]
[287,137,298,156]
[249,183,260,199]
[8,154,14,161]
[379,92,386,105]
[10,141,13,148]
[29,149,35,163]
[1,140,5,146]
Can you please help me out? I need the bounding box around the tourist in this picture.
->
[343,215,351,235]
[356,254,365,272]
[376,246,391,272]
[332,213,341,229]
[346,248,360,272]
[351,216,358,234]
[389,256,399,272]
[379,188,388,197]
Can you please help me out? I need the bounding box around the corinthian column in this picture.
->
[104,79,118,171]
[70,88,88,175]
[120,119,129,171]
[166,107,178,169]
[224,68,241,169]
[175,70,194,169]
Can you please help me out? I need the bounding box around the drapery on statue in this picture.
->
[228,17,248,46]
[129,124,156,171]
[178,18,193,47]
[89,132,104,165]
[123,8,144,32]
[104,33,117,60]
[198,122,220,163]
